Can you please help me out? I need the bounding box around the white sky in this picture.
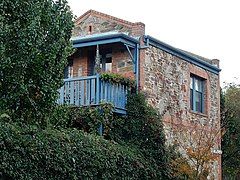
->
[67,0,240,86]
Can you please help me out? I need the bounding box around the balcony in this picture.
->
[57,33,139,114]
[57,74,129,114]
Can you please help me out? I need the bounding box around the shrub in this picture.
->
[0,92,172,179]
[0,121,160,179]
[110,93,172,179]
[48,103,114,136]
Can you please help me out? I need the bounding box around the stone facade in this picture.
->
[143,46,221,179]
[72,10,221,179]
[73,10,145,37]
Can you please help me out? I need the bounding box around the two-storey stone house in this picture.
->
[59,10,221,179]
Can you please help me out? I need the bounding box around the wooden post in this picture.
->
[96,74,100,105]
[94,44,101,74]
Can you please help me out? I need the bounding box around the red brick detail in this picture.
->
[71,44,134,79]
[72,49,89,77]
[75,9,145,37]
[75,9,145,28]
[132,23,145,37]
[139,37,146,90]
[189,64,208,79]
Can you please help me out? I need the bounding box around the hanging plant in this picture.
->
[100,73,136,89]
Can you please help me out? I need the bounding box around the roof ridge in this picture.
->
[75,9,145,27]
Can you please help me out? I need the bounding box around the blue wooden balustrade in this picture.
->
[57,75,128,114]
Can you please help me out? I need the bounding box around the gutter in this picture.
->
[72,33,139,45]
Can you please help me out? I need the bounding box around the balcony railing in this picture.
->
[57,75,128,114]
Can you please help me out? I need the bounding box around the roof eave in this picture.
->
[72,33,139,48]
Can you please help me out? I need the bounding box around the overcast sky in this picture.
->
[67,0,240,86]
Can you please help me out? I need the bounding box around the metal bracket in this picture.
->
[124,44,134,62]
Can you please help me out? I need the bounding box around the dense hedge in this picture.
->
[0,121,160,180]
[0,93,173,179]
[110,93,171,178]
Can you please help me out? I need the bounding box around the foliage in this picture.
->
[0,121,159,180]
[0,92,172,179]
[0,0,74,124]
[46,93,171,178]
[48,103,114,136]
[110,93,171,179]
[170,124,220,180]
[222,83,240,179]
[170,149,195,180]
[220,88,226,123]
[46,104,73,129]
[0,0,172,179]
[100,72,136,89]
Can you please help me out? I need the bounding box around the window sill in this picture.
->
[190,110,208,118]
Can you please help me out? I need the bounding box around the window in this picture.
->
[100,53,112,72]
[190,75,205,113]
[88,25,92,34]
[104,57,112,72]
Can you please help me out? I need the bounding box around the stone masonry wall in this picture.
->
[73,10,145,37]
[73,14,131,37]
[143,45,221,179]
[112,47,134,79]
